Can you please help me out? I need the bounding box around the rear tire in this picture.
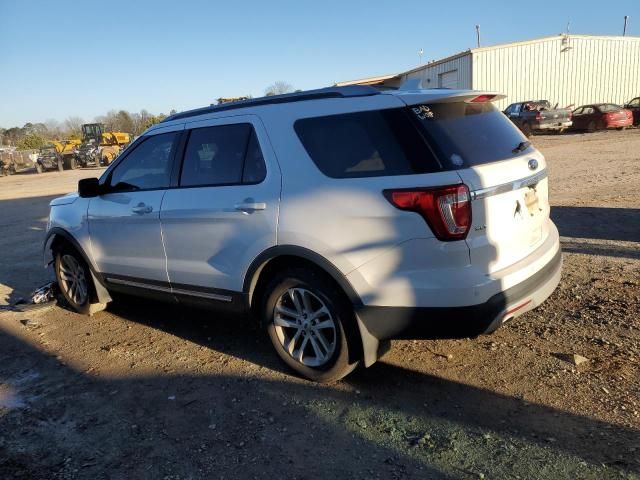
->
[54,245,95,315]
[261,268,359,382]
[521,123,532,137]
[66,156,78,170]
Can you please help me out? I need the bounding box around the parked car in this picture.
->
[623,97,640,125]
[503,100,573,137]
[44,86,562,382]
[570,104,633,132]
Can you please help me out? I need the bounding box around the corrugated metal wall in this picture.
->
[471,35,640,110]
[399,53,472,89]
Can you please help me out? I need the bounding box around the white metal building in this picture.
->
[337,34,640,110]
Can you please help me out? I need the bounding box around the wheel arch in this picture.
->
[243,246,362,310]
[243,246,368,365]
[44,227,111,304]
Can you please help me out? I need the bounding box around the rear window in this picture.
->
[295,103,530,177]
[598,104,621,112]
[410,102,530,167]
[294,109,441,178]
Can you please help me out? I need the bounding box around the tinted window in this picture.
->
[181,124,252,187]
[598,104,621,112]
[242,130,267,183]
[295,109,440,178]
[410,102,530,167]
[109,132,177,191]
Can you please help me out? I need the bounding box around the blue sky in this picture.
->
[0,0,637,127]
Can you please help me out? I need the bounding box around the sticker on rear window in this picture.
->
[450,154,464,167]
[412,105,434,120]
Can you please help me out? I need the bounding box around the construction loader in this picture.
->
[72,123,130,168]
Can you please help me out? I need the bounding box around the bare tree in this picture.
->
[44,119,63,139]
[264,81,295,96]
[64,116,84,139]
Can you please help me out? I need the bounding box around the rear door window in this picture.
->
[242,129,267,184]
[180,124,263,187]
[294,109,441,178]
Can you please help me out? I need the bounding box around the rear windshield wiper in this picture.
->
[512,141,531,154]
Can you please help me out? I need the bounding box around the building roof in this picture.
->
[338,34,640,86]
[335,73,401,87]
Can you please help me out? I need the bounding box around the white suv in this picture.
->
[44,86,562,382]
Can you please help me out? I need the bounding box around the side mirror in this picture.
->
[78,178,101,198]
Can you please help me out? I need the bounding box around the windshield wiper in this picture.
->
[512,141,531,154]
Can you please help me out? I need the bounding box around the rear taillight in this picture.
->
[384,184,471,241]
[569,111,573,120]
[535,111,542,121]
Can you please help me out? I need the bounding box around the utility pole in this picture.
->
[623,16,629,36]
[475,25,481,48]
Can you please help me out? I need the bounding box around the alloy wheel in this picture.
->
[273,287,337,368]
[58,254,88,306]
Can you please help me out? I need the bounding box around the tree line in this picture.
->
[1,81,297,150]
[0,109,175,150]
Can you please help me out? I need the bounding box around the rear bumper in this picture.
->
[605,119,633,128]
[355,248,562,342]
[535,121,572,130]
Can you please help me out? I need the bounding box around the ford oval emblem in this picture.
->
[528,159,538,171]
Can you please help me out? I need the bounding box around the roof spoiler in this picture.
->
[398,78,423,90]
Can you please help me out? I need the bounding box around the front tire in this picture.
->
[521,122,532,137]
[54,246,94,315]
[262,268,359,382]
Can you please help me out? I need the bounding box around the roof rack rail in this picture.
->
[162,85,379,122]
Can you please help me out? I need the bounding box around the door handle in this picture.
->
[132,203,153,214]
[234,200,267,213]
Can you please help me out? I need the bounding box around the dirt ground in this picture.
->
[0,130,639,479]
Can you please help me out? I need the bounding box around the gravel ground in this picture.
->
[0,129,639,479]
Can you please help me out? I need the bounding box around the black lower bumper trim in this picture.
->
[356,249,562,340]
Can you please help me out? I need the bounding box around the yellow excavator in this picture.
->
[72,123,130,168]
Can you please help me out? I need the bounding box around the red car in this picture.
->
[623,97,640,125]
[571,104,633,132]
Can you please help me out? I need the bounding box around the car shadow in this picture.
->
[0,194,61,306]
[551,206,640,243]
[2,300,639,479]
[97,295,640,476]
